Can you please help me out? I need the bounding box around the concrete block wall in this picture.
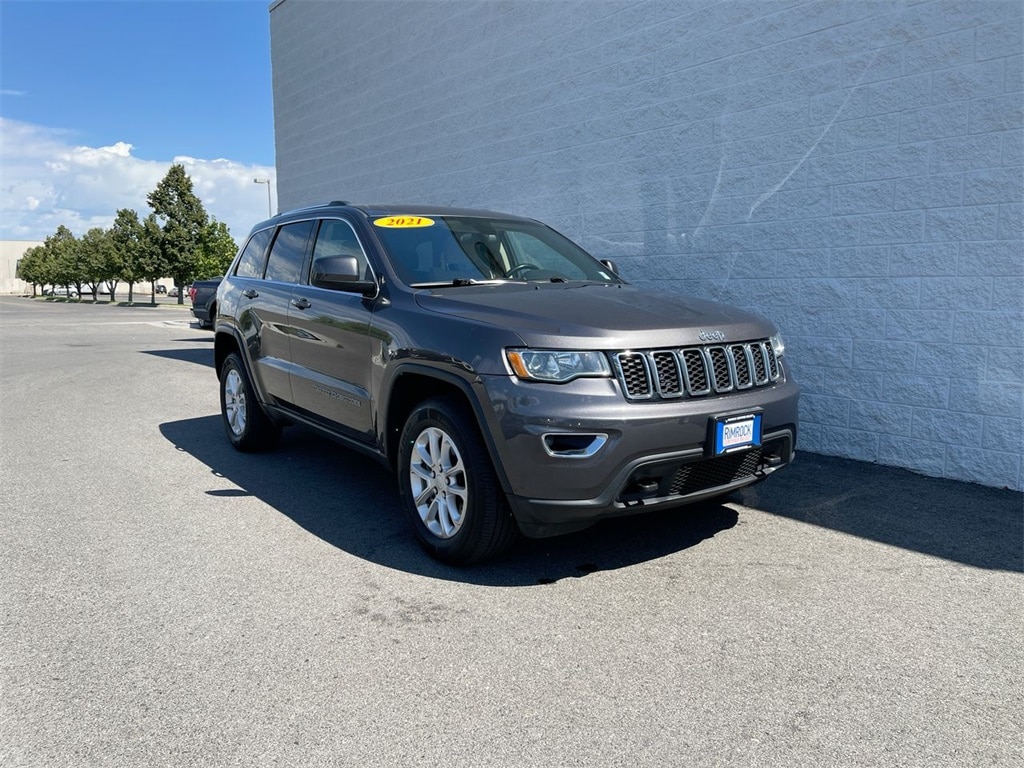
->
[271,0,1023,490]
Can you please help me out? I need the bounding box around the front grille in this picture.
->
[652,352,681,397]
[681,348,709,394]
[730,344,752,388]
[617,354,651,399]
[668,449,763,496]
[613,339,781,401]
[708,347,731,392]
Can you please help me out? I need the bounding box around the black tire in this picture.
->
[219,352,281,451]
[202,303,216,330]
[398,397,518,565]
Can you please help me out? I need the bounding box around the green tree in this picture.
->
[78,227,114,300]
[146,164,208,304]
[139,213,166,305]
[195,218,237,279]
[34,240,60,290]
[16,245,47,296]
[46,225,80,297]
[110,208,146,303]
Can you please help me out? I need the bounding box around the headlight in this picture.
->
[769,333,785,357]
[506,349,611,383]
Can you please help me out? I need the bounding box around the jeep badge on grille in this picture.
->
[698,330,726,342]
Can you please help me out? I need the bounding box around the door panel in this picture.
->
[246,281,297,404]
[249,220,314,404]
[287,218,377,440]
[287,287,375,439]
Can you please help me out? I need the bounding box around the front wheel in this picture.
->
[219,352,281,451]
[398,397,517,564]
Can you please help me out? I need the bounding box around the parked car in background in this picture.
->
[155,285,167,295]
[189,278,223,329]
[213,202,799,564]
[43,286,79,298]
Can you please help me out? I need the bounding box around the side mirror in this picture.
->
[312,256,376,295]
[600,259,619,276]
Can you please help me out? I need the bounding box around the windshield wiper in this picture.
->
[410,278,505,288]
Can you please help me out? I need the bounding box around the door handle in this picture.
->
[242,288,259,299]
[291,297,311,310]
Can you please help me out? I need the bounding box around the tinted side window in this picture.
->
[265,221,314,284]
[234,229,272,278]
[310,219,371,281]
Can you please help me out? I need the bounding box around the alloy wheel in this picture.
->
[408,426,468,539]
[223,368,247,437]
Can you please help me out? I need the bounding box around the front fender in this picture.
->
[379,361,514,496]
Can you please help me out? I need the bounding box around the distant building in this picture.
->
[0,239,176,296]
[0,241,42,294]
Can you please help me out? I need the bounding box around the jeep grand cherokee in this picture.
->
[214,202,798,564]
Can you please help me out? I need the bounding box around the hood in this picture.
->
[412,282,775,349]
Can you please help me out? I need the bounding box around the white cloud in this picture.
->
[0,118,274,243]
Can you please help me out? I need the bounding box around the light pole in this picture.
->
[253,178,272,218]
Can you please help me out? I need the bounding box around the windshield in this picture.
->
[370,215,620,286]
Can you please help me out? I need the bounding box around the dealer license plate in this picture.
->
[713,413,762,455]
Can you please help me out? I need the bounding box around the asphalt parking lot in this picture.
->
[2,296,1021,767]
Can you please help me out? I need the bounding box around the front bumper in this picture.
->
[476,372,799,537]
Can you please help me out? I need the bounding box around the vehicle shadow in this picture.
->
[159,416,739,585]
[736,452,1022,572]
[143,348,215,368]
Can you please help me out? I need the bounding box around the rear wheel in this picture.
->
[398,397,517,564]
[201,302,216,330]
[220,352,281,451]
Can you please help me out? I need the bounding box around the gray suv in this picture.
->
[214,202,798,563]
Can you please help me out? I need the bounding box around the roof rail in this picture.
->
[285,200,351,215]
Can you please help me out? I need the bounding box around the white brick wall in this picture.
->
[270,0,1023,490]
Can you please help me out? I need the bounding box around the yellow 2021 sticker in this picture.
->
[373,216,435,228]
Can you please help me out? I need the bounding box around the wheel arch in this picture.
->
[383,366,512,495]
[214,329,241,377]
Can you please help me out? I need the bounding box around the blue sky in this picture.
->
[1,0,277,242]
